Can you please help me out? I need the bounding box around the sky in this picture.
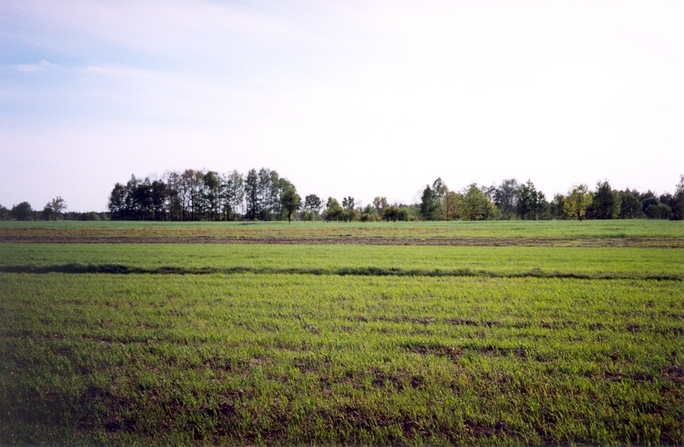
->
[1,0,682,212]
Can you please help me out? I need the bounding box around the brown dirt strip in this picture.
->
[1,236,682,248]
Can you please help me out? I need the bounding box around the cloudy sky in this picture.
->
[1,1,682,212]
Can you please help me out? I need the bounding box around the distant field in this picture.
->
[1,220,683,246]
[1,220,682,445]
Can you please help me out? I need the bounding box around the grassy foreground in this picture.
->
[1,273,682,445]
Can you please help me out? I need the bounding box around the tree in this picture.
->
[618,189,642,219]
[203,171,220,221]
[303,194,322,221]
[381,205,408,222]
[305,194,322,213]
[494,179,519,219]
[646,203,672,219]
[0,205,9,221]
[372,197,388,215]
[151,180,167,221]
[459,184,497,220]
[517,181,537,220]
[445,191,460,221]
[244,169,260,220]
[515,180,548,220]
[280,185,302,222]
[672,175,684,220]
[10,202,34,221]
[324,197,344,221]
[42,196,67,221]
[420,178,447,220]
[342,196,357,221]
[164,171,184,221]
[549,194,566,219]
[638,191,659,216]
[222,170,244,221]
[564,184,593,221]
[108,183,128,220]
[588,181,620,219]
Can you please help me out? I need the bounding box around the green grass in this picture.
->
[1,244,682,279]
[1,219,683,240]
[1,219,682,445]
[1,273,682,445]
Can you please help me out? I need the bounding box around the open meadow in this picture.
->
[1,220,682,445]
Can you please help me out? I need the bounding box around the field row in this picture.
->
[1,244,683,278]
[1,220,683,244]
[1,273,682,445]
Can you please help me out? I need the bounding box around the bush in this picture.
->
[78,212,100,221]
[382,205,409,222]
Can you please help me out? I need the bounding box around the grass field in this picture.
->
[0,244,682,279]
[1,219,683,244]
[1,220,682,445]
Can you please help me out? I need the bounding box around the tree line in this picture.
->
[415,177,684,222]
[2,171,683,221]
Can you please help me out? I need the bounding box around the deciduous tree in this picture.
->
[459,184,497,220]
[324,197,344,221]
[10,202,33,221]
[564,184,593,221]
[494,179,519,219]
[280,185,302,222]
[588,181,620,219]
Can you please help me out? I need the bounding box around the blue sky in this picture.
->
[1,0,682,212]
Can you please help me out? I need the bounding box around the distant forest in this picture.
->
[2,169,683,221]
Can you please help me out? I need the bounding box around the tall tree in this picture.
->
[420,178,447,220]
[108,183,127,220]
[372,197,388,215]
[151,180,167,221]
[445,191,460,221]
[222,170,244,221]
[494,178,519,219]
[342,196,357,221]
[672,175,684,220]
[517,180,547,220]
[203,171,220,220]
[588,180,620,219]
[245,169,260,220]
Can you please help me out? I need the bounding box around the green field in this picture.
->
[1,244,682,279]
[1,221,682,445]
[2,219,683,242]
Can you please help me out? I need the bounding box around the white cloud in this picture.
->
[14,60,56,73]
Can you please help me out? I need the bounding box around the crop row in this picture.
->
[1,219,683,241]
[1,244,682,278]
